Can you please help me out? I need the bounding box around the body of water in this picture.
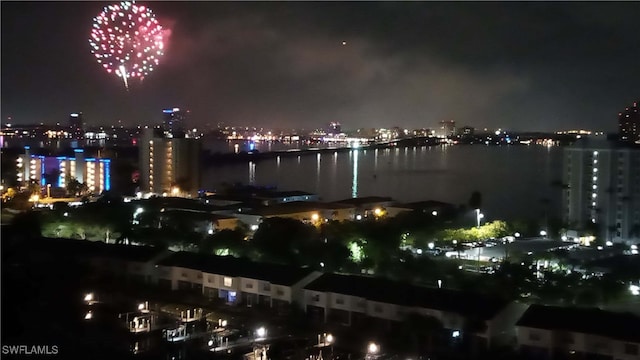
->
[202,145,563,221]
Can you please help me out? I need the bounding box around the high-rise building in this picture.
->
[139,128,201,195]
[69,112,84,140]
[618,100,639,144]
[162,107,187,137]
[438,120,456,137]
[562,139,640,243]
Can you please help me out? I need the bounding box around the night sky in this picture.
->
[2,1,639,132]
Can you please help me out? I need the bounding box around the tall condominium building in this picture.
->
[69,112,84,140]
[562,139,640,243]
[162,107,187,137]
[438,120,456,137]
[139,128,201,195]
[618,100,639,144]
[16,147,111,193]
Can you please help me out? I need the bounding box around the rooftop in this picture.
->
[332,196,394,206]
[516,304,640,342]
[242,201,354,217]
[32,238,165,263]
[158,251,317,286]
[305,273,509,320]
[133,197,220,213]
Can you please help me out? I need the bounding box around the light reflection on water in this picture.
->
[203,145,562,221]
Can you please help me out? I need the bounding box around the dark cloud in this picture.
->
[2,2,638,132]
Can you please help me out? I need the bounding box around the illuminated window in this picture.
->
[223,277,232,287]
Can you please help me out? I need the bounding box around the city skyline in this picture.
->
[2,2,639,131]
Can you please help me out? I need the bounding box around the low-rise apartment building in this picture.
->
[516,305,640,360]
[233,201,356,228]
[332,196,409,218]
[153,251,322,309]
[303,273,527,348]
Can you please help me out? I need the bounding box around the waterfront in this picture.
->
[203,145,563,221]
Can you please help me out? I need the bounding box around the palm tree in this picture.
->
[66,177,88,197]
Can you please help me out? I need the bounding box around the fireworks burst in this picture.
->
[89,1,165,90]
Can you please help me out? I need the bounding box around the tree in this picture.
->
[27,180,41,197]
[202,229,248,257]
[252,217,321,265]
[66,177,88,197]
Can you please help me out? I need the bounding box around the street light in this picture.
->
[84,292,97,305]
[476,209,484,228]
[138,301,149,313]
[325,334,333,344]
[431,210,438,216]
[368,342,379,355]
[325,334,334,360]
[84,311,93,320]
[256,326,266,339]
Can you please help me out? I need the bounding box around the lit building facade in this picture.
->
[16,147,111,193]
[140,128,201,195]
[438,120,456,137]
[618,100,639,144]
[562,139,640,243]
[16,146,45,185]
